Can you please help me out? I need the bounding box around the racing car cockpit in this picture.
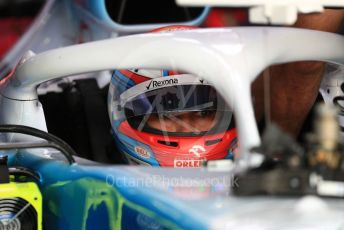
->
[0,0,344,229]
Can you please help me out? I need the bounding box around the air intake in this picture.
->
[157,140,178,147]
[205,139,222,146]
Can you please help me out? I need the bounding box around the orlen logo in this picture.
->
[188,145,206,158]
[146,78,178,90]
[134,146,150,158]
[174,159,205,168]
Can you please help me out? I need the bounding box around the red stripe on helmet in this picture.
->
[120,70,150,84]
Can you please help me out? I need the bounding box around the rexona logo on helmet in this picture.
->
[108,25,237,167]
[146,78,178,90]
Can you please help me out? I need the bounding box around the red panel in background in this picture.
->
[0,17,33,59]
[203,8,248,27]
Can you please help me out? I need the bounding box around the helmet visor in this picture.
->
[123,84,231,117]
[114,75,233,135]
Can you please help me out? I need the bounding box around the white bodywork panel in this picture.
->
[176,0,344,25]
[0,27,343,164]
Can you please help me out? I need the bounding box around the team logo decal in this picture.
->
[134,146,151,158]
[173,145,207,167]
[188,145,206,158]
[174,158,206,168]
[146,78,178,90]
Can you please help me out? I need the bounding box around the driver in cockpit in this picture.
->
[108,67,237,167]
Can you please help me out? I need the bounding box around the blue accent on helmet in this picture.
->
[162,70,169,77]
[115,70,135,86]
[226,137,238,160]
[225,152,234,160]
[111,126,160,166]
[111,120,122,130]
[111,70,136,96]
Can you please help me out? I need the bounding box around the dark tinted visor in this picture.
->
[123,84,231,118]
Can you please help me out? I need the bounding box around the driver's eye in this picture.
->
[151,114,172,121]
[194,111,214,117]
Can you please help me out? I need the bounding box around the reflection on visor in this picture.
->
[146,110,218,134]
[123,85,230,117]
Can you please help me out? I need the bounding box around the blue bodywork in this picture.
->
[7,149,344,229]
[7,149,230,229]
